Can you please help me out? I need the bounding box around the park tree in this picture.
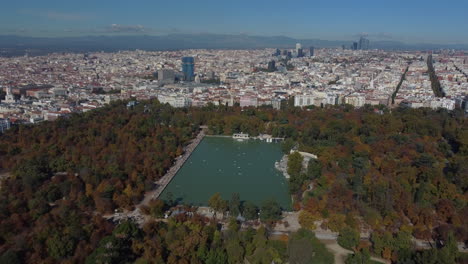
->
[229,192,241,217]
[260,199,282,222]
[345,248,372,264]
[243,201,259,220]
[281,138,295,154]
[208,192,224,216]
[298,210,319,230]
[147,199,166,218]
[437,232,458,264]
[288,151,303,177]
[288,152,306,194]
[288,228,334,264]
[307,159,322,180]
[113,220,141,239]
[46,233,76,260]
[0,250,21,264]
[327,213,347,232]
[205,248,228,264]
[226,240,245,264]
[337,227,360,250]
[86,235,135,264]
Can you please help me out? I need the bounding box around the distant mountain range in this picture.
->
[0,34,467,57]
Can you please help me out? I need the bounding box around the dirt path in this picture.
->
[322,240,352,264]
[322,240,389,264]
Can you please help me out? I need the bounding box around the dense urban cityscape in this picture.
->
[1,37,467,131]
[1,0,468,263]
[1,47,467,262]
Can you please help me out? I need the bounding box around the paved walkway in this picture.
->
[105,128,206,225]
[139,128,206,207]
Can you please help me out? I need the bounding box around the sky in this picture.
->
[0,0,467,44]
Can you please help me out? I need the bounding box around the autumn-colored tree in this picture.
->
[298,210,319,230]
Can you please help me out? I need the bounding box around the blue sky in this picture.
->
[1,0,467,44]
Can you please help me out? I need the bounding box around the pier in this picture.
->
[232,133,285,142]
[254,134,285,143]
[232,132,249,139]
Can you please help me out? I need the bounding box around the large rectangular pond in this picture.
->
[161,136,291,209]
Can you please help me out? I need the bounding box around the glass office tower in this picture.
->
[182,57,195,81]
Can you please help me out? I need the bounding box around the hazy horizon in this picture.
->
[1,32,468,46]
[1,0,467,45]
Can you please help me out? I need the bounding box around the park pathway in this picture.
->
[139,127,206,207]
[107,127,207,224]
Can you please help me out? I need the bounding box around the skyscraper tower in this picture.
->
[309,47,315,57]
[182,57,195,81]
[297,48,304,58]
[365,38,370,50]
[296,43,302,56]
[296,43,302,50]
[358,37,370,50]
[274,48,281,56]
[267,60,276,71]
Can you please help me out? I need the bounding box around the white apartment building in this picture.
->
[158,95,192,108]
[240,96,258,107]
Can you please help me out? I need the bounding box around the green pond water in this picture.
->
[161,136,291,209]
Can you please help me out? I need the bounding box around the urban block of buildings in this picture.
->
[0,44,467,132]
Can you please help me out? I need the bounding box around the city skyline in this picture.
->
[0,0,467,44]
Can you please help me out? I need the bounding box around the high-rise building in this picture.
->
[297,48,304,58]
[296,43,302,57]
[158,69,175,84]
[267,60,276,71]
[181,57,195,81]
[296,43,302,50]
[353,42,358,50]
[309,47,315,57]
[364,38,370,50]
[274,49,281,56]
[358,37,370,50]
